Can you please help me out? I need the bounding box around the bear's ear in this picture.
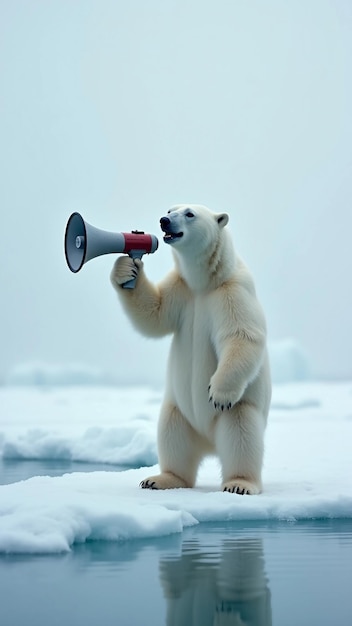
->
[216,213,229,228]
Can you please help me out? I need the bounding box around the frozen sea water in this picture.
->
[1,382,352,624]
[1,382,352,554]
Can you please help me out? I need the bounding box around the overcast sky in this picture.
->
[0,0,351,384]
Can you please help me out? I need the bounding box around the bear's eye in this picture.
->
[186,211,194,218]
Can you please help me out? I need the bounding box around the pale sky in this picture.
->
[0,0,351,384]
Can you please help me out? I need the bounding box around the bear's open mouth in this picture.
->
[163,231,183,243]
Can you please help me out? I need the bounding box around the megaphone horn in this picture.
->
[64,212,159,288]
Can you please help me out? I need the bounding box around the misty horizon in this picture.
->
[1,0,351,385]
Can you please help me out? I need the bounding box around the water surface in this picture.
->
[0,458,129,485]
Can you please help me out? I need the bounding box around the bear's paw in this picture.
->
[222,478,261,495]
[140,472,189,490]
[110,256,140,288]
[208,382,241,412]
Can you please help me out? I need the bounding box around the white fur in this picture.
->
[111,204,271,494]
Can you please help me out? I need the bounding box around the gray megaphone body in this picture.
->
[64,212,159,288]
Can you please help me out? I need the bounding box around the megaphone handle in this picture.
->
[122,277,136,289]
[122,251,144,289]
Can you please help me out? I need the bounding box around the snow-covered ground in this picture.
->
[0,381,352,553]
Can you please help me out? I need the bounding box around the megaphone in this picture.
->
[64,212,159,288]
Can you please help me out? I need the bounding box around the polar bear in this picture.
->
[110,205,271,494]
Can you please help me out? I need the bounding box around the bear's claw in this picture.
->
[224,485,249,495]
[139,472,189,489]
[140,479,158,490]
[208,394,234,412]
[222,478,260,495]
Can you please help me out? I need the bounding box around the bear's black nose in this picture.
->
[160,216,170,231]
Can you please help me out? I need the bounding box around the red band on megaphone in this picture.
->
[122,233,155,253]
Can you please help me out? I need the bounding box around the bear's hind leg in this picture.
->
[215,401,266,495]
[140,402,207,490]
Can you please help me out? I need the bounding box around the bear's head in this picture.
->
[159,205,233,291]
[160,205,229,254]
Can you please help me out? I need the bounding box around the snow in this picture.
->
[0,386,159,467]
[1,381,352,553]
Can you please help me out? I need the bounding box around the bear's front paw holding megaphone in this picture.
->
[110,256,142,289]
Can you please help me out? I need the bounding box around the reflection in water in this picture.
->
[160,535,272,626]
